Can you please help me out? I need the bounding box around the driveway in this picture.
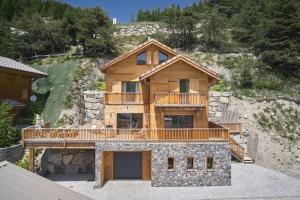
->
[51,163,300,200]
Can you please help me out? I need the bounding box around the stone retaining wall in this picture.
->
[95,142,231,187]
[116,23,171,35]
[83,91,104,123]
[40,149,95,176]
[209,91,231,122]
[0,144,24,163]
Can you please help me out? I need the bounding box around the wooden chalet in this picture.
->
[22,39,245,187]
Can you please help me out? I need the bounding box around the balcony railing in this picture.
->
[154,92,207,107]
[104,93,144,104]
[22,127,229,144]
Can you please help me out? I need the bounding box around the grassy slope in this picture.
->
[26,59,80,125]
[42,60,79,123]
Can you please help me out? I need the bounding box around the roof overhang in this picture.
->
[0,66,47,78]
[100,39,178,72]
[139,54,220,83]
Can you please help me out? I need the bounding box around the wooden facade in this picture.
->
[102,39,219,130]
[0,70,33,104]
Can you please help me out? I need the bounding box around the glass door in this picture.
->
[164,115,194,128]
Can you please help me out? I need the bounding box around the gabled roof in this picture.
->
[140,54,220,81]
[0,56,47,77]
[0,161,92,200]
[100,39,178,72]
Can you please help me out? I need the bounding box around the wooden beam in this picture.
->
[28,148,34,172]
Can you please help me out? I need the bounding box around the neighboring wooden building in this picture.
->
[22,40,245,187]
[0,56,47,113]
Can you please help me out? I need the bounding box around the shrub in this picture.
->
[253,103,300,141]
[213,78,231,92]
[16,154,29,169]
[0,103,20,147]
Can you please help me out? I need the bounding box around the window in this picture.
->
[117,113,143,129]
[180,79,189,93]
[206,157,214,170]
[158,51,168,64]
[137,51,147,65]
[168,157,175,170]
[164,115,193,128]
[187,157,195,170]
[122,82,140,93]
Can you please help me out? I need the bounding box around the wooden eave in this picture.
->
[139,54,220,83]
[0,66,47,78]
[100,39,178,72]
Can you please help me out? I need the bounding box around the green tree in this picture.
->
[77,7,116,57]
[255,0,300,77]
[198,4,228,50]
[0,103,20,148]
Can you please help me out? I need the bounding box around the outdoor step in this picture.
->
[243,156,254,164]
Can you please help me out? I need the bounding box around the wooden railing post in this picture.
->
[28,147,35,172]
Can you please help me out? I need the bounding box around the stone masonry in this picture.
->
[209,91,231,122]
[0,144,24,163]
[40,149,95,176]
[83,91,104,123]
[116,23,171,36]
[95,142,231,187]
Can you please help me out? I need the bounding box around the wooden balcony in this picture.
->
[154,93,207,107]
[104,93,144,105]
[22,127,229,148]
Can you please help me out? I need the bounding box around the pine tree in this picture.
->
[255,0,300,76]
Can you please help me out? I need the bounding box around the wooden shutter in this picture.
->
[112,81,122,93]
[190,79,200,93]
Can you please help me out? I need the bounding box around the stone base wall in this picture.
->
[83,91,104,123]
[95,142,231,187]
[209,91,231,122]
[0,144,24,163]
[41,149,95,176]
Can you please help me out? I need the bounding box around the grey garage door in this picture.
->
[113,152,142,179]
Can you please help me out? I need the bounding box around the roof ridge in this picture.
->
[100,39,178,72]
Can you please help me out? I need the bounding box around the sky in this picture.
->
[63,0,200,23]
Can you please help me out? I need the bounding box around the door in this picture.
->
[113,152,142,179]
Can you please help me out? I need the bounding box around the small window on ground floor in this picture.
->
[187,157,195,170]
[206,157,214,170]
[167,157,175,170]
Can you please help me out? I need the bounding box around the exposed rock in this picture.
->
[47,154,62,165]
[116,23,171,36]
[62,154,73,166]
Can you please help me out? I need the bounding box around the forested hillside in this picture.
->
[135,0,300,79]
[0,0,116,59]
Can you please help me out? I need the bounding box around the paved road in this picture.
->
[51,163,300,200]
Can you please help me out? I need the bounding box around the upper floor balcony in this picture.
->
[104,92,147,105]
[154,92,208,108]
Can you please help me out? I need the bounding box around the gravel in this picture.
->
[50,163,300,200]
